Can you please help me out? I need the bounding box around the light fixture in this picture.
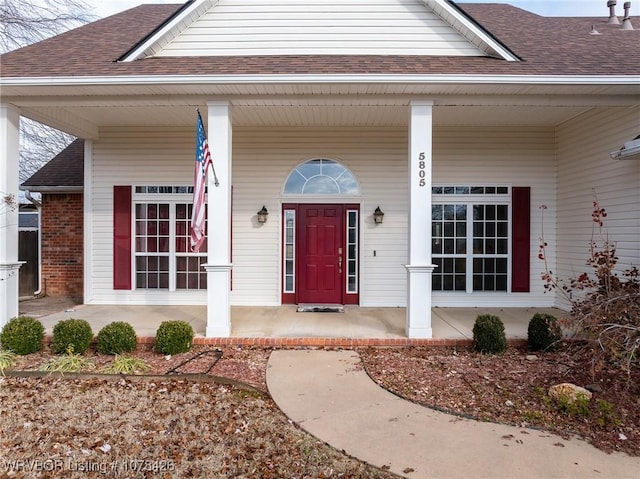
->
[257,205,269,223]
[373,206,384,224]
[610,136,640,160]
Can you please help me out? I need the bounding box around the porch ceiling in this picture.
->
[5,82,638,137]
[20,103,599,130]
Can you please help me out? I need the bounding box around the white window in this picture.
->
[133,187,207,290]
[283,159,360,195]
[432,186,510,292]
[283,209,295,293]
[346,209,358,294]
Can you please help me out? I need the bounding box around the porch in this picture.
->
[18,297,562,346]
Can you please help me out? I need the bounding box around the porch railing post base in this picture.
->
[203,263,232,337]
[405,264,437,339]
[0,262,23,328]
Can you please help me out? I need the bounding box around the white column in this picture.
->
[405,100,436,338]
[205,101,232,337]
[83,140,93,303]
[0,104,22,327]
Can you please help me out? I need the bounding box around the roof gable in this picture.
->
[21,139,84,192]
[122,0,518,61]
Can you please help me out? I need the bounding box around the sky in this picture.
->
[87,0,640,19]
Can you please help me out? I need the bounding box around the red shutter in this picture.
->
[113,186,132,290]
[511,187,530,292]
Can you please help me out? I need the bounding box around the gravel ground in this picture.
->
[1,343,638,479]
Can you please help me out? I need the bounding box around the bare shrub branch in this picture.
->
[539,197,640,375]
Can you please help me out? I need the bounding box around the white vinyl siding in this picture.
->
[232,127,408,306]
[555,106,640,309]
[432,127,557,307]
[88,125,556,308]
[155,0,485,57]
[88,128,203,305]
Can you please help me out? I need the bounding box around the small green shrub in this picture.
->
[521,410,544,423]
[527,313,562,352]
[96,322,137,355]
[154,320,194,355]
[52,319,93,354]
[101,355,151,375]
[0,316,44,355]
[472,314,506,354]
[595,399,621,427]
[556,394,591,418]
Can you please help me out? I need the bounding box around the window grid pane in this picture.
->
[432,258,466,291]
[432,185,510,196]
[176,255,207,290]
[433,200,510,293]
[432,203,467,292]
[472,204,509,292]
[284,159,360,195]
[134,201,207,291]
[346,210,358,293]
[473,258,508,292]
[135,255,169,289]
[175,203,207,253]
[283,210,296,293]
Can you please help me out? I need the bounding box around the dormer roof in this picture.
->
[120,0,518,62]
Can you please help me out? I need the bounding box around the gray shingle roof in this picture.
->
[21,139,84,191]
[0,3,638,78]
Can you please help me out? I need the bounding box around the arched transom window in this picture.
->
[283,159,360,195]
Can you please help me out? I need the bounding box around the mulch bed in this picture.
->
[358,343,639,457]
[3,341,638,469]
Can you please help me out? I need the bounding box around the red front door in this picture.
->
[297,204,343,304]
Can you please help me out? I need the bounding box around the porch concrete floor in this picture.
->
[18,297,562,340]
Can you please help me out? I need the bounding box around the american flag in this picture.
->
[190,111,212,252]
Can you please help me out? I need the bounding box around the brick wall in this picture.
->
[41,193,83,300]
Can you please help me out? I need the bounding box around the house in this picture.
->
[1,0,638,337]
[21,139,85,301]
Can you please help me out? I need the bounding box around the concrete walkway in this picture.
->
[267,349,640,479]
[18,297,560,341]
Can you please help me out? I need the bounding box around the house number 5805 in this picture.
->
[417,152,426,187]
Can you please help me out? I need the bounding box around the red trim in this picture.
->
[113,185,132,290]
[511,187,530,292]
[281,203,360,305]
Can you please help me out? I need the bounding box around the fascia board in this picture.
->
[19,186,83,193]
[422,0,519,62]
[2,74,640,87]
[121,0,219,62]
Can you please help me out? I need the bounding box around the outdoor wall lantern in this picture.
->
[373,206,384,224]
[257,205,269,223]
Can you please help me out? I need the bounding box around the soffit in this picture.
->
[6,78,637,135]
[14,100,633,136]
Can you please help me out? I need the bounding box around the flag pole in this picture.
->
[197,109,220,187]
[210,163,220,187]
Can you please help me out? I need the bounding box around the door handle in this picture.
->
[338,247,343,273]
